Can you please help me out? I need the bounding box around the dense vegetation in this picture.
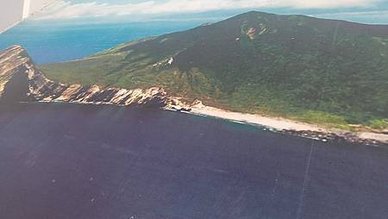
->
[40,11,388,129]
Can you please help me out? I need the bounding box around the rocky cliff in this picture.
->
[0,45,171,107]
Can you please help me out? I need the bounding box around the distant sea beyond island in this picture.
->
[0,19,215,64]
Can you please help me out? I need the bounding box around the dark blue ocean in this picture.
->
[0,103,388,218]
[0,19,216,64]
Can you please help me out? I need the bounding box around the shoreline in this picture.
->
[181,104,388,145]
[12,100,388,146]
[10,100,388,146]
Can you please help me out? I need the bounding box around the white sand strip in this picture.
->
[188,105,388,144]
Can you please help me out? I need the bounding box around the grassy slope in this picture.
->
[40,11,388,130]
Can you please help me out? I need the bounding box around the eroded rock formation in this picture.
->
[0,45,169,107]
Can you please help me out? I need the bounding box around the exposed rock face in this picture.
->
[0,45,168,107]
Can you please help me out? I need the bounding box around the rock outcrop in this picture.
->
[0,45,169,107]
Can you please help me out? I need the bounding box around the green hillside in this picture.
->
[40,11,388,129]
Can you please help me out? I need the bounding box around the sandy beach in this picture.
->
[187,104,388,144]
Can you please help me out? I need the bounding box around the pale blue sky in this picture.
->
[35,0,388,24]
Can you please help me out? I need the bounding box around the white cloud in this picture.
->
[34,0,382,20]
[314,10,388,24]
[275,0,380,8]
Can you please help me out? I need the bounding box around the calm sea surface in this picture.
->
[0,103,387,219]
[0,19,213,64]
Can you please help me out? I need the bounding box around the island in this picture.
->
[1,11,388,145]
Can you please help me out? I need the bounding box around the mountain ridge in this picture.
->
[40,11,388,129]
